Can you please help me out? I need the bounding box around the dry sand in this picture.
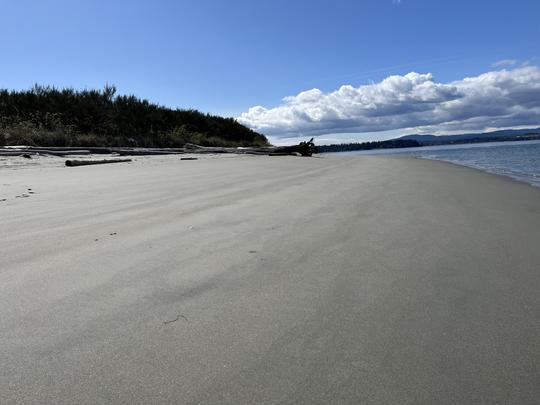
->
[1,155,540,404]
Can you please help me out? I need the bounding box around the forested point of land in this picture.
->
[317,139,420,153]
[0,85,268,148]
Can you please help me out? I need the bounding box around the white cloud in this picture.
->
[238,66,540,138]
[492,59,518,67]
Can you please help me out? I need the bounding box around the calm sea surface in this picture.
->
[324,140,540,187]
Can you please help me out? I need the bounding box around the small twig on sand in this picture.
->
[163,314,189,325]
[163,316,179,324]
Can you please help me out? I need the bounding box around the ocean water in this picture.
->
[324,140,540,187]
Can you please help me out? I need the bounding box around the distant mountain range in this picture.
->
[396,128,540,145]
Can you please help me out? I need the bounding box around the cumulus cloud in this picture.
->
[238,66,540,138]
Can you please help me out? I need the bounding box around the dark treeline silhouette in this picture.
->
[0,85,268,147]
[317,139,420,153]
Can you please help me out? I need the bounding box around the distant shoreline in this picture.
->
[317,132,540,153]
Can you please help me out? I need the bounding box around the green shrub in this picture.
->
[0,85,269,147]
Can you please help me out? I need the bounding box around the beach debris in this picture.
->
[163,314,189,325]
[117,149,183,156]
[0,149,91,157]
[109,232,117,236]
[180,157,198,160]
[65,159,132,167]
[269,138,316,156]
[2,139,317,159]
[183,138,317,157]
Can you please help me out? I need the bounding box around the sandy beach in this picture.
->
[1,155,539,404]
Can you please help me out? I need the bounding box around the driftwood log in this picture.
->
[273,138,316,156]
[183,138,316,157]
[0,151,35,156]
[116,150,184,156]
[33,149,91,156]
[65,159,132,167]
[0,149,90,156]
[2,139,317,158]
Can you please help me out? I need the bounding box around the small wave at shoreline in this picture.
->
[324,140,540,188]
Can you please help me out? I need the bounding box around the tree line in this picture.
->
[317,139,420,153]
[0,85,268,148]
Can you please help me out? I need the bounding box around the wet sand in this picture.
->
[1,155,539,404]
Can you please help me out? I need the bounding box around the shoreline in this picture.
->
[321,139,540,188]
[415,155,540,188]
[2,149,539,189]
[417,155,540,188]
[2,155,540,403]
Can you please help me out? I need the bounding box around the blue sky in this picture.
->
[1,0,539,144]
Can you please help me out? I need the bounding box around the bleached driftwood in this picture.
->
[65,159,132,167]
[2,139,317,158]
